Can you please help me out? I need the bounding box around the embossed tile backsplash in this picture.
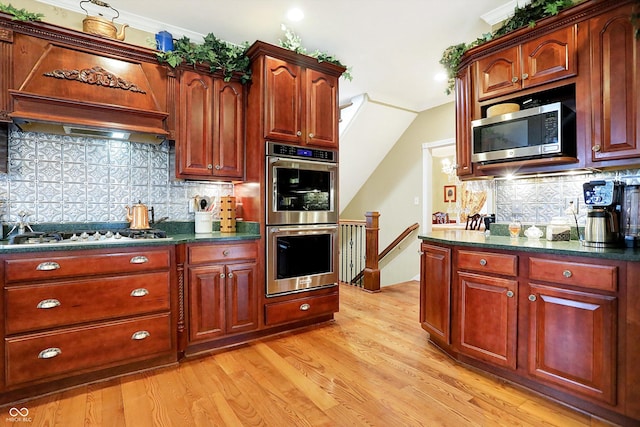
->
[0,128,232,225]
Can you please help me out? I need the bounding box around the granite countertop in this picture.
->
[420,230,640,262]
[0,221,262,254]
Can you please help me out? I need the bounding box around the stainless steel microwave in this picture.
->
[471,102,575,164]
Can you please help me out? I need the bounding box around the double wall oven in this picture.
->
[265,142,339,296]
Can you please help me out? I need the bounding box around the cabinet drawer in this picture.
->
[6,271,171,334]
[265,291,339,326]
[188,243,257,265]
[4,249,170,283]
[5,313,172,387]
[457,250,517,276]
[528,257,617,291]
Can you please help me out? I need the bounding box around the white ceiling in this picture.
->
[38,0,515,112]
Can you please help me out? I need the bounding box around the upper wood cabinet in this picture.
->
[454,66,473,177]
[176,69,244,181]
[263,55,339,148]
[586,2,640,166]
[475,25,577,101]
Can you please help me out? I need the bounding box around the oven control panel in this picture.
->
[268,142,336,162]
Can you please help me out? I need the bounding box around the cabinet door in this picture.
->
[177,70,214,178]
[588,4,640,163]
[420,244,451,344]
[455,66,473,177]
[457,272,518,369]
[213,79,244,179]
[521,25,577,90]
[263,56,303,144]
[305,68,339,148]
[0,27,11,123]
[188,264,225,342]
[475,46,520,101]
[527,283,617,405]
[226,262,258,334]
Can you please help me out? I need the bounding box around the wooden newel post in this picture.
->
[363,211,380,293]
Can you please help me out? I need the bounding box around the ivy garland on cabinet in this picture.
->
[0,2,43,21]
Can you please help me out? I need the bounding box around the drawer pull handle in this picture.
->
[506,290,514,298]
[38,347,62,359]
[131,330,150,340]
[130,256,149,264]
[130,288,149,297]
[562,270,572,278]
[300,303,310,311]
[37,299,61,309]
[528,295,537,302]
[479,259,487,266]
[36,262,60,271]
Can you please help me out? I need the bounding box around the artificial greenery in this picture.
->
[440,0,576,95]
[0,2,44,21]
[279,25,352,81]
[156,33,252,83]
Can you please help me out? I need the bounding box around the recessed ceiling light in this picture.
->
[434,72,447,82]
[287,7,304,22]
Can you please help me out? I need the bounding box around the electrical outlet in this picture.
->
[188,199,195,214]
[564,196,579,214]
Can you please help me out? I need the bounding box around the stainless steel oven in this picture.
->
[266,142,337,225]
[266,224,338,296]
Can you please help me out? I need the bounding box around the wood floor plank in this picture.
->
[0,281,621,426]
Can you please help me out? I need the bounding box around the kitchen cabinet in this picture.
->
[419,243,451,344]
[454,66,473,177]
[176,69,244,180]
[0,25,11,123]
[475,25,577,101]
[455,250,518,369]
[418,237,638,425]
[586,2,640,166]
[1,246,176,394]
[247,41,344,149]
[264,288,339,326]
[185,242,258,347]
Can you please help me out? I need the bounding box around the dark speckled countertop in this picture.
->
[0,221,261,254]
[419,230,640,262]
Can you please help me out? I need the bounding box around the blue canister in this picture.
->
[155,31,173,52]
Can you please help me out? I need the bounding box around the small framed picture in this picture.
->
[444,185,456,203]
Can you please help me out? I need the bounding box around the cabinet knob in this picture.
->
[511,76,519,83]
[38,347,62,359]
[36,261,60,271]
[220,273,226,279]
[506,290,514,298]
[521,73,529,80]
[130,256,149,264]
[37,298,61,309]
[562,270,573,278]
[223,249,230,256]
[300,303,311,311]
[308,133,314,138]
[130,288,149,297]
[215,165,221,170]
[592,145,601,152]
[479,258,487,266]
[528,294,537,302]
[131,330,150,340]
[207,164,213,169]
[296,131,302,136]
[228,273,234,279]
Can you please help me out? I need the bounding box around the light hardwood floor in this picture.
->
[1,282,616,426]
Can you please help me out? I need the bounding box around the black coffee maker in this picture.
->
[582,180,624,247]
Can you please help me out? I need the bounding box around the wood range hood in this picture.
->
[8,43,169,144]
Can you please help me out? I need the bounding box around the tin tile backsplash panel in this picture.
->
[0,127,232,225]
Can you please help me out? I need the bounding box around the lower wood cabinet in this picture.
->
[184,241,259,347]
[419,241,637,425]
[264,289,339,326]
[0,246,177,400]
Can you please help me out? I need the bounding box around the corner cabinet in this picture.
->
[176,69,244,180]
[247,41,344,149]
[419,239,638,426]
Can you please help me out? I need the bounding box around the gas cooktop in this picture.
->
[6,228,172,247]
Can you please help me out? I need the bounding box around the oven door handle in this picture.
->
[269,157,337,168]
[271,225,338,233]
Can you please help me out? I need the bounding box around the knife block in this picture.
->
[219,196,236,233]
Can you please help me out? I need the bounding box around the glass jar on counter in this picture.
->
[546,216,571,241]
